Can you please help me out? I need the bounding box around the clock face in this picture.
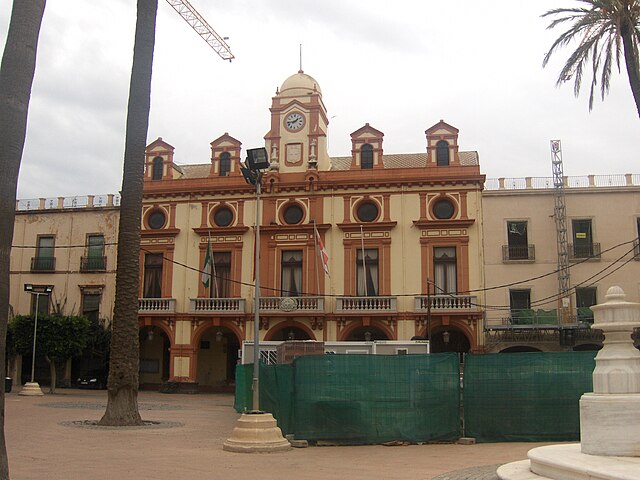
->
[284,112,305,131]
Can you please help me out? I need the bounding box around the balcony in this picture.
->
[335,296,397,313]
[80,256,106,272]
[502,245,535,262]
[568,243,601,260]
[414,295,478,312]
[138,298,176,313]
[189,297,245,314]
[259,296,324,313]
[31,256,55,272]
[634,239,640,260]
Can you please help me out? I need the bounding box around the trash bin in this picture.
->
[5,377,12,393]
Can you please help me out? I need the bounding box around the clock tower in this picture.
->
[264,70,330,172]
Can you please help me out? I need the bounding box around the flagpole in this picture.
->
[360,224,368,297]
[313,220,321,297]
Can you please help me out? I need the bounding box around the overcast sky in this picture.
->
[1,0,638,200]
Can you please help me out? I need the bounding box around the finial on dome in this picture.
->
[299,44,303,74]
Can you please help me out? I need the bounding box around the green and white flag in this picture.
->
[202,238,212,288]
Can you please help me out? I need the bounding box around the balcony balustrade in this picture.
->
[568,243,601,260]
[189,297,245,313]
[502,245,535,262]
[80,256,107,272]
[138,298,176,313]
[414,294,478,312]
[259,296,324,313]
[336,296,397,313]
[31,256,55,272]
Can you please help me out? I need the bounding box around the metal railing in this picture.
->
[80,256,107,272]
[189,297,245,313]
[31,256,55,272]
[336,296,397,312]
[138,298,176,313]
[568,243,601,260]
[259,296,324,313]
[502,244,535,262]
[414,295,478,312]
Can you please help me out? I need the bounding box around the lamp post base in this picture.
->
[19,382,44,396]
[223,411,291,453]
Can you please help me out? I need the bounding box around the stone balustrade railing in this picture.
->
[485,174,639,191]
[138,298,176,313]
[189,297,245,313]
[414,294,478,312]
[259,296,324,312]
[16,194,121,211]
[336,296,397,312]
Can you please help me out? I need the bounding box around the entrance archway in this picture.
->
[139,326,170,389]
[430,329,470,359]
[195,327,240,392]
[345,326,389,341]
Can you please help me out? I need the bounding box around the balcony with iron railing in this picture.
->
[259,296,324,313]
[80,256,107,272]
[568,243,601,261]
[189,297,246,313]
[31,256,55,272]
[414,294,479,312]
[502,245,535,262]
[634,239,640,260]
[138,298,176,313]
[498,308,594,327]
[335,296,397,313]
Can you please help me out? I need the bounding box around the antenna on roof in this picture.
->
[299,44,303,73]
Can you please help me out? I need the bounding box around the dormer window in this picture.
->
[436,141,449,166]
[152,157,163,180]
[361,144,373,169]
[219,152,231,176]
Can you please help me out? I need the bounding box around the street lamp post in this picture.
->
[20,284,53,396]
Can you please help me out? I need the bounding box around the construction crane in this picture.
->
[165,0,234,61]
[550,140,573,325]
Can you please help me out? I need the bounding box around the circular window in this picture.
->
[148,210,166,229]
[213,206,233,227]
[283,203,304,225]
[356,201,379,222]
[433,199,455,219]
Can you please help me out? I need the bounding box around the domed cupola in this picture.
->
[278,70,322,97]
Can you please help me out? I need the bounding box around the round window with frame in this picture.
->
[212,206,234,228]
[282,203,305,225]
[147,209,167,229]
[432,198,455,220]
[356,200,380,223]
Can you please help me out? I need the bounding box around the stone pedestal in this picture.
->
[18,382,44,396]
[498,286,640,480]
[223,412,291,453]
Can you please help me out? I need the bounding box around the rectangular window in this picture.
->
[635,218,640,258]
[210,251,231,298]
[506,221,529,260]
[509,289,531,324]
[356,248,379,296]
[30,291,50,316]
[33,236,55,271]
[572,219,593,258]
[82,292,101,324]
[281,250,303,297]
[433,247,457,295]
[83,234,105,271]
[143,253,163,298]
[576,287,597,323]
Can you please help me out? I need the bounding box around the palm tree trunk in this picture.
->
[621,19,640,118]
[99,0,157,426]
[0,1,47,477]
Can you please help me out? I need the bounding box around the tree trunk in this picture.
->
[0,1,47,477]
[99,0,157,427]
[620,18,640,118]
[46,356,56,394]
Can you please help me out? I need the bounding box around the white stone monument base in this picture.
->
[580,393,640,456]
[18,382,44,396]
[497,444,640,480]
[223,412,291,453]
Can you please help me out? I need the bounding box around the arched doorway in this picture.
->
[195,327,240,392]
[499,346,543,353]
[430,329,470,359]
[139,326,170,389]
[269,326,312,341]
[346,326,389,341]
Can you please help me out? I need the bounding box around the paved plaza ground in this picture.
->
[4,387,551,480]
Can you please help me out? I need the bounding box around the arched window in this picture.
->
[219,152,231,176]
[361,144,373,169]
[436,140,449,166]
[152,157,163,180]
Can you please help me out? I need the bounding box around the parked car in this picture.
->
[76,369,107,389]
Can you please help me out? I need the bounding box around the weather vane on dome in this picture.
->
[299,44,303,73]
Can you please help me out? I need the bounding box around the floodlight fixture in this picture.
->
[245,147,269,171]
[240,165,258,186]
